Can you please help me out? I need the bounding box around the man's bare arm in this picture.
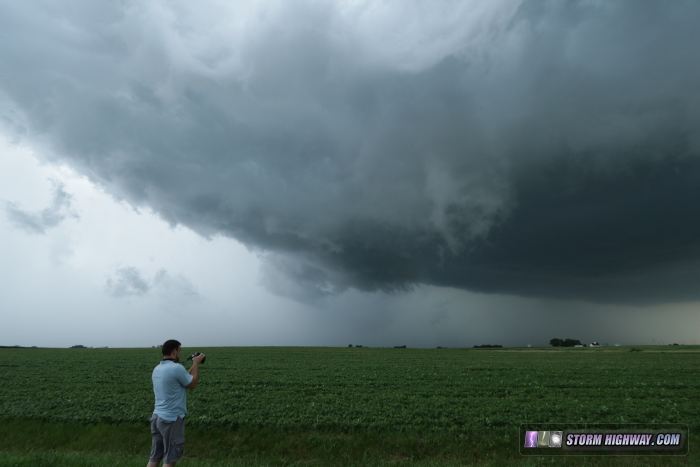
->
[187,353,205,389]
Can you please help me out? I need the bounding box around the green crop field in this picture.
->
[0,346,698,466]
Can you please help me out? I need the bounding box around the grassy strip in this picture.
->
[0,418,692,466]
[0,418,496,465]
[0,451,261,467]
[0,449,692,467]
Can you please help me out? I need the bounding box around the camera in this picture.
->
[187,351,206,364]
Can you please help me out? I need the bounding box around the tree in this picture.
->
[550,338,563,347]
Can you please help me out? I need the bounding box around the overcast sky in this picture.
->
[1,0,700,348]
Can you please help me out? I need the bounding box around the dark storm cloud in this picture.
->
[4,181,77,234]
[2,0,700,303]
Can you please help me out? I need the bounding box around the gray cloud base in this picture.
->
[2,0,700,303]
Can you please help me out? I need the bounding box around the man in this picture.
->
[147,339,205,467]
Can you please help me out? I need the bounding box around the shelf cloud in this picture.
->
[2,0,700,304]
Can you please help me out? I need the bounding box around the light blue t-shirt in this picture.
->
[152,360,194,421]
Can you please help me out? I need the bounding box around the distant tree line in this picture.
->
[549,338,582,347]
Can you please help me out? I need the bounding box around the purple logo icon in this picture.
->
[525,431,538,448]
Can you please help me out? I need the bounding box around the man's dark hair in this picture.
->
[162,339,181,356]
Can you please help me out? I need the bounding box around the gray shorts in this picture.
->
[149,414,186,464]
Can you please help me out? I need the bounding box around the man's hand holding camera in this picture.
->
[191,352,206,365]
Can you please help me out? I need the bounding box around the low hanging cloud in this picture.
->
[106,267,151,298]
[152,269,200,300]
[4,181,78,234]
[2,0,700,304]
[106,266,200,300]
